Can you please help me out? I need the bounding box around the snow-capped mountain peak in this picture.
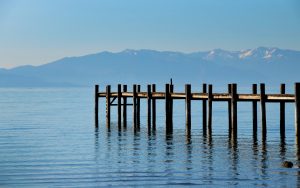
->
[239,49,253,59]
[191,47,298,63]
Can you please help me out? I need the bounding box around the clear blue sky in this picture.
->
[0,0,300,68]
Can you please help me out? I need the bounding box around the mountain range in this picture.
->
[1,47,300,87]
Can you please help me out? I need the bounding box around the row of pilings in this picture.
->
[95,83,300,141]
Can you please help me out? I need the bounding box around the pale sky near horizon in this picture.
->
[0,0,300,68]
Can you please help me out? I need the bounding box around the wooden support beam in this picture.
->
[111,104,132,106]
[185,84,191,136]
[147,84,151,133]
[95,85,99,128]
[228,84,232,135]
[110,97,117,105]
[202,84,207,135]
[98,91,295,101]
[165,84,172,134]
[117,84,122,130]
[106,85,111,129]
[252,84,258,136]
[260,83,267,139]
[152,84,156,131]
[133,84,137,130]
[231,84,237,138]
[208,84,213,134]
[295,83,300,138]
[123,85,127,128]
[280,83,285,138]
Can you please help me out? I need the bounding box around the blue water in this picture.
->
[0,87,300,187]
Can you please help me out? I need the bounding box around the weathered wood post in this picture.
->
[133,84,137,130]
[123,85,127,128]
[295,83,300,139]
[208,84,213,134]
[185,84,191,136]
[117,84,122,130]
[106,85,111,129]
[95,85,99,128]
[137,85,141,129]
[260,83,267,139]
[202,84,207,135]
[147,84,151,133]
[152,84,156,131]
[165,84,172,133]
[228,84,232,134]
[231,84,237,138]
[280,83,285,138]
[169,84,174,127]
[252,84,258,136]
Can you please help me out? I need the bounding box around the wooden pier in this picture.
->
[95,83,300,140]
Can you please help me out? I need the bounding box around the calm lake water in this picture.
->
[0,86,300,187]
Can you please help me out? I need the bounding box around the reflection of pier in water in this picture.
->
[95,83,300,141]
[94,127,300,186]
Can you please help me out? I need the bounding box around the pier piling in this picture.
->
[185,84,191,136]
[152,84,156,131]
[123,85,127,128]
[95,85,99,128]
[280,84,285,138]
[166,84,172,134]
[137,85,141,129]
[106,85,111,129]
[260,83,267,139]
[147,85,151,133]
[296,83,300,138]
[117,84,122,130]
[208,84,213,134]
[170,84,174,127]
[252,84,258,136]
[202,84,207,135]
[231,84,238,138]
[228,84,232,135]
[133,84,137,130]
